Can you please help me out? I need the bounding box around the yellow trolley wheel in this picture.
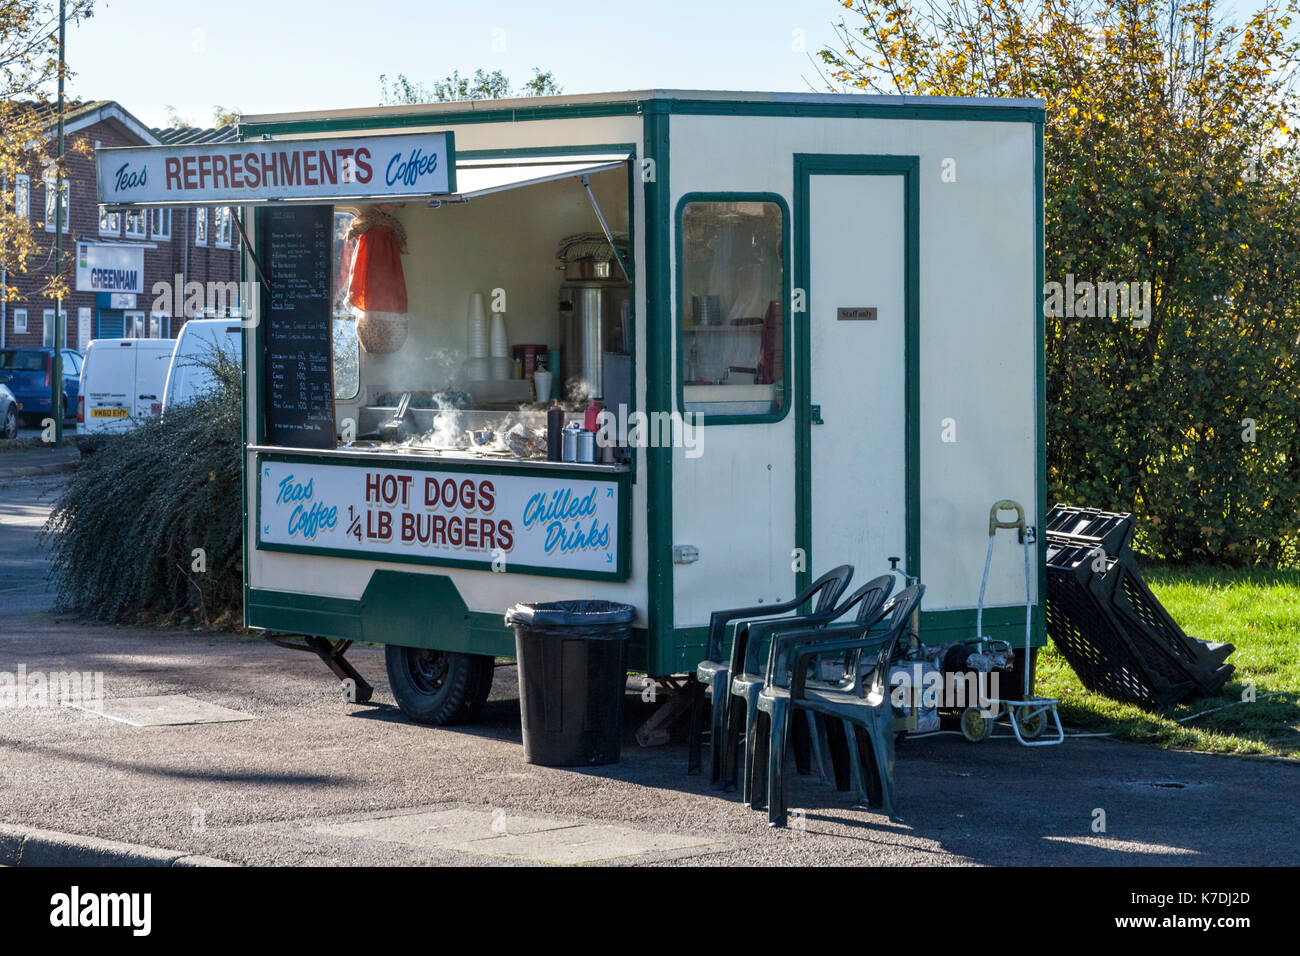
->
[1016,706,1048,740]
[960,706,994,743]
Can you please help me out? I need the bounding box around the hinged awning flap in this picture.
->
[449,153,629,200]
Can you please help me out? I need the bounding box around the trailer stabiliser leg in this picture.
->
[635,675,694,747]
[265,634,375,704]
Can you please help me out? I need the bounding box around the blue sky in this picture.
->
[67,0,846,128]
[67,0,1266,129]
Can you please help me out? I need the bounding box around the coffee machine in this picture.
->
[558,279,630,401]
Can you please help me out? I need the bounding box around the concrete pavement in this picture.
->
[0,615,1296,866]
[2,471,1297,866]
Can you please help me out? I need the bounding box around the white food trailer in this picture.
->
[96,90,1046,725]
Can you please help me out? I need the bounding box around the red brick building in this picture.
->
[1,101,240,351]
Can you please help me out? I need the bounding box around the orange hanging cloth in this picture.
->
[346,208,408,314]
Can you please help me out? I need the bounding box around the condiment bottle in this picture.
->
[546,401,564,461]
[584,399,601,432]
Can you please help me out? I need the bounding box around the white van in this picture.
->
[77,338,175,434]
[162,318,242,414]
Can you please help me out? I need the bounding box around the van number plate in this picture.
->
[91,408,128,418]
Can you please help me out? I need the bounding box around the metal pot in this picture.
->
[559,258,615,281]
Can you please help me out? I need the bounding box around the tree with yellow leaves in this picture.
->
[822,0,1300,565]
[1,0,95,306]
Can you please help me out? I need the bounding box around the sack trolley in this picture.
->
[969,500,1064,746]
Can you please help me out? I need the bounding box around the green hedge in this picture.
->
[819,0,1300,566]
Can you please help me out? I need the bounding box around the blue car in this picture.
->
[0,381,18,439]
[0,347,82,427]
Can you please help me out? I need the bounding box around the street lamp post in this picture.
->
[52,0,66,445]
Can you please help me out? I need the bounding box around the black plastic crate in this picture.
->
[1045,503,1137,557]
[1044,507,1234,707]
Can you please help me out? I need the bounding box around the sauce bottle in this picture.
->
[546,401,564,461]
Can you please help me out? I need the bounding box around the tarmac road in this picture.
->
[0,473,67,617]
[1,472,1297,866]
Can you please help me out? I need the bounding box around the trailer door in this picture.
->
[805,167,911,580]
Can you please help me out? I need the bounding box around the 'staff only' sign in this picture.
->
[96,132,455,206]
[257,460,623,579]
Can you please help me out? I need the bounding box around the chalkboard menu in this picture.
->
[260,205,336,448]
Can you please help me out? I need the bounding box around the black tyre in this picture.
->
[1,405,16,440]
[385,645,492,725]
[463,655,496,720]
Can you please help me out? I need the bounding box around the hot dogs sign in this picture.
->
[257,459,623,578]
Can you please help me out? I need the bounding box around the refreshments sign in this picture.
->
[96,131,456,206]
[257,458,624,579]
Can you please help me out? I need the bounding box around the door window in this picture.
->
[332,210,359,401]
[677,195,788,421]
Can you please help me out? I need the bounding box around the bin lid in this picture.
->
[505,600,636,627]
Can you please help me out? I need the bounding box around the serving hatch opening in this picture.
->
[246,142,634,468]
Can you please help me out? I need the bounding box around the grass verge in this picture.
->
[1038,563,1299,758]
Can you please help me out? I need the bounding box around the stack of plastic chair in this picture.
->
[686,565,854,784]
[723,574,896,802]
[749,584,925,827]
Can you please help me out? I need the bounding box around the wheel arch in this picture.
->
[359,569,514,657]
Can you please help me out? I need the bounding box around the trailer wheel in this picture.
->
[960,706,994,743]
[385,645,490,725]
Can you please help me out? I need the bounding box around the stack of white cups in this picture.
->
[489,311,511,380]
[464,293,489,381]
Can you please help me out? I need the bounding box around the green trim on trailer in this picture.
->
[672,191,792,425]
[455,143,638,159]
[246,571,510,656]
[253,450,632,582]
[359,570,476,651]
[245,579,650,667]
[240,209,252,627]
[237,96,1044,140]
[625,149,639,483]
[921,605,1045,643]
[643,103,675,675]
[668,605,1044,673]
[1033,118,1048,648]
[792,154,921,598]
[239,102,646,137]
[661,98,1044,125]
[443,130,457,194]
[247,587,363,640]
